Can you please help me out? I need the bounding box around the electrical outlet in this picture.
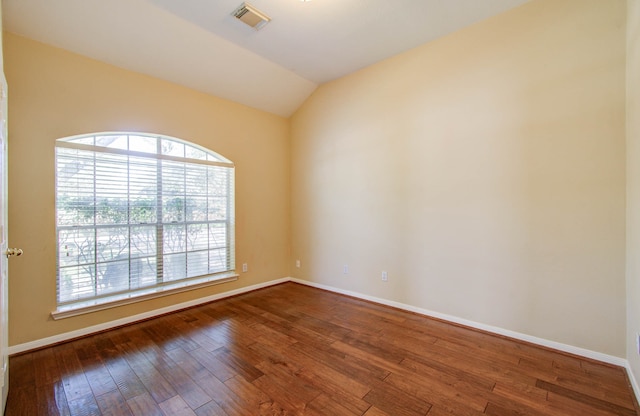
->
[381,271,388,282]
[296,260,301,268]
[343,264,349,274]
[242,263,248,273]
[637,333,640,355]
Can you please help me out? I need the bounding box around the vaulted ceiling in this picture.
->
[3,0,530,117]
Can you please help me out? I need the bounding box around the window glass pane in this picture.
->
[58,265,95,302]
[95,153,128,225]
[59,239,82,268]
[96,199,128,226]
[130,226,156,258]
[67,136,95,145]
[161,139,184,157]
[130,198,156,224]
[186,145,207,161]
[163,196,185,223]
[96,134,128,150]
[187,251,208,278]
[164,224,186,254]
[163,253,186,281]
[131,257,157,288]
[129,135,158,154]
[185,165,207,221]
[208,197,227,221]
[187,224,208,252]
[162,160,185,192]
[96,227,129,263]
[208,248,227,273]
[209,223,227,249]
[208,166,229,196]
[207,153,223,162]
[162,160,185,222]
[129,156,157,224]
[97,261,129,295]
[185,197,206,222]
[58,228,95,268]
[57,148,96,226]
[186,164,207,195]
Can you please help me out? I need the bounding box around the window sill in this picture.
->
[51,272,239,320]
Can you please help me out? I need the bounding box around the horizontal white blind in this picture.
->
[55,133,235,308]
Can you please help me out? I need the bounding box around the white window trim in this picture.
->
[51,272,238,320]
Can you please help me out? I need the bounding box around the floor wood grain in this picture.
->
[4,282,639,415]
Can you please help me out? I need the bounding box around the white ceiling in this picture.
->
[3,0,529,117]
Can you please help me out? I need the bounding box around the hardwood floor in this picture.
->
[4,282,639,415]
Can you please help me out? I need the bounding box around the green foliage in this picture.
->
[58,195,160,224]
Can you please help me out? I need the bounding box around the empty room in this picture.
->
[1,0,640,414]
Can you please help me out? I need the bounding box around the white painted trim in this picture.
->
[7,275,631,370]
[8,277,290,355]
[625,361,640,405]
[52,274,239,320]
[290,278,627,367]
[12,275,638,406]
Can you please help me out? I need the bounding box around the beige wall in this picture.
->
[627,0,640,380]
[291,0,627,357]
[2,0,631,360]
[4,33,291,346]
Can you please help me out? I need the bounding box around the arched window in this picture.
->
[54,132,235,316]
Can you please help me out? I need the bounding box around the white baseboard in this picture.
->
[625,361,640,406]
[290,278,628,367]
[10,275,638,407]
[7,276,632,370]
[10,275,640,408]
[8,277,290,355]
[293,279,640,406]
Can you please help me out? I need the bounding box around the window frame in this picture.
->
[52,132,236,319]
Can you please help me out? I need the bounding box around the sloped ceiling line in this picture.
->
[3,0,529,117]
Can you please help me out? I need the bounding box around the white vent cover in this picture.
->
[232,3,271,30]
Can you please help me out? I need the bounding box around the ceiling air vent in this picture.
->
[232,3,271,30]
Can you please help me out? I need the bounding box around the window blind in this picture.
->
[55,133,235,310]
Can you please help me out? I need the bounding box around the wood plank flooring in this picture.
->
[4,282,639,415]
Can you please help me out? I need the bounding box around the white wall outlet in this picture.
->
[343,264,349,274]
[637,333,640,355]
[381,271,388,281]
[296,260,301,268]
[242,263,248,273]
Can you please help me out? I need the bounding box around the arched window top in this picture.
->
[54,131,236,317]
[57,132,233,166]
